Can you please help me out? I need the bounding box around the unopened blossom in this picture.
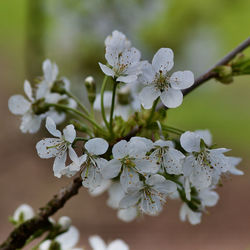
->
[150,139,185,175]
[39,226,82,250]
[8,80,43,133]
[101,137,156,192]
[36,117,78,178]
[139,48,194,109]
[120,174,177,216]
[89,235,129,250]
[180,130,235,189]
[180,203,202,225]
[99,31,142,84]
[13,204,34,223]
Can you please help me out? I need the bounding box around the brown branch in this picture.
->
[0,176,82,250]
[1,37,249,250]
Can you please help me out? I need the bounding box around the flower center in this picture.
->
[153,70,170,92]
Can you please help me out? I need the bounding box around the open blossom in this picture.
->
[150,139,185,175]
[101,137,157,192]
[99,31,142,84]
[120,174,177,216]
[89,235,129,250]
[39,226,82,250]
[139,48,194,109]
[180,187,219,225]
[36,117,78,178]
[180,130,241,190]
[8,80,44,133]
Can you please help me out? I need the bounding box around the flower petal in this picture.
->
[119,191,141,209]
[43,59,58,84]
[63,124,76,143]
[170,71,194,90]
[134,158,159,174]
[46,117,61,138]
[152,48,174,73]
[108,239,129,250]
[139,86,160,109]
[89,235,106,250]
[8,95,31,115]
[112,140,129,159]
[194,129,212,146]
[85,138,109,155]
[117,207,137,223]
[107,182,125,209]
[56,226,79,249]
[117,74,137,84]
[24,80,34,102]
[93,91,113,111]
[20,113,42,133]
[180,131,201,153]
[100,159,122,179]
[13,204,34,221]
[53,152,67,178]
[120,168,141,192]
[160,88,183,108]
[36,138,62,159]
[68,146,79,164]
[99,63,115,77]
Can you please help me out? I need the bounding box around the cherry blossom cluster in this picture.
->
[8,30,243,225]
[11,204,129,250]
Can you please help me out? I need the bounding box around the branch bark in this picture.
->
[1,37,249,250]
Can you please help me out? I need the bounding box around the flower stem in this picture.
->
[100,75,110,130]
[47,103,105,134]
[65,90,90,116]
[161,124,184,135]
[109,81,118,136]
[147,97,159,126]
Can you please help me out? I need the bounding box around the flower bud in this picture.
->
[51,80,67,95]
[84,76,96,104]
[215,65,233,84]
[117,85,132,105]
[13,204,34,223]
[58,216,72,231]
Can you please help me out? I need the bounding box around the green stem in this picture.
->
[100,75,110,130]
[65,90,90,116]
[147,97,159,125]
[109,81,118,136]
[48,103,105,134]
[161,124,184,135]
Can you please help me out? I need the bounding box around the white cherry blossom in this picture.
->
[139,48,194,109]
[120,174,177,216]
[99,31,142,84]
[180,203,202,225]
[13,204,34,223]
[89,235,129,250]
[150,139,185,175]
[100,137,156,192]
[8,80,43,133]
[36,117,78,178]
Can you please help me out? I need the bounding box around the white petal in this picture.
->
[81,166,102,190]
[107,182,125,209]
[108,239,129,250]
[53,153,67,178]
[120,47,141,65]
[68,146,79,164]
[20,113,42,133]
[147,175,177,194]
[139,86,160,109]
[195,130,213,146]
[160,88,183,108]
[120,168,142,192]
[118,207,137,223]
[152,48,174,73]
[112,140,129,159]
[100,159,122,179]
[180,131,201,153]
[134,158,159,174]
[99,63,115,77]
[140,192,163,215]
[200,189,219,207]
[129,137,154,152]
[8,95,31,115]
[154,139,174,148]
[89,179,111,197]
[138,61,155,85]
[89,235,106,250]
[93,91,113,111]
[46,110,66,125]
[170,71,194,90]
[39,240,52,250]
[13,204,34,221]
[180,203,201,225]
[119,191,141,209]
[36,138,62,159]
[85,138,109,155]
[63,124,76,143]
[43,59,58,84]
[45,117,61,138]
[117,74,137,84]
[24,80,34,102]
[36,81,49,100]
[56,226,79,250]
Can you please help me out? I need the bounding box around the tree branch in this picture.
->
[1,37,249,250]
[0,176,82,250]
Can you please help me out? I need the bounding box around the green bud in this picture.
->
[49,241,61,250]
[117,86,132,105]
[69,119,89,133]
[84,76,96,104]
[32,98,50,115]
[215,65,233,84]
[51,80,67,95]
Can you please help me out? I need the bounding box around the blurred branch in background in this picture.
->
[26,0,45,79]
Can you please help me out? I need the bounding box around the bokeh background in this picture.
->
[0,0,250,249]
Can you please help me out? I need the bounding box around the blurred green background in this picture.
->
[0,0,249,249]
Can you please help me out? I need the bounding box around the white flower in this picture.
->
[89,235,129,250]
[13,204,34,222]
[36,117,78,178]
[79,138,109,191]
[180,131,232,189]
[8,80,43,133]
[150,140,185,175]
[39,226,82,250]
[99,31,142,84]
[139,48,194,109]
[180,203,202,225]
[101,137,156,192]
[58,216,72,231]
[120,174,177,216]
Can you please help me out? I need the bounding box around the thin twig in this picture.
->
[1,37,249,250]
